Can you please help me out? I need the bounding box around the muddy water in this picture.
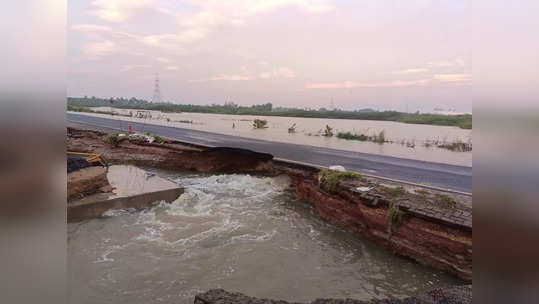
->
[79,108,472,166]
[68,172,460,304]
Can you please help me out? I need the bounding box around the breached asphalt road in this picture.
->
[67,113,472,193]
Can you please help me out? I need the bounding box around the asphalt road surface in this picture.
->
[67,113,472,194]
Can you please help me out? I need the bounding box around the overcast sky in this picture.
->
[68,0,471,112]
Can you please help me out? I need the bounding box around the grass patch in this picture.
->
[415,189,430,196]
[319,169,363,192]
[387,202,404,225]
[387,186,407,197]
[436,194,458,207]
[387,202,405,237]
[105,133,123,147]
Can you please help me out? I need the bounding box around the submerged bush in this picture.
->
[253,119,268,129]
[336,132,369,141]
[322,125,334,137]
[288,123,297,133]
[376,130,386,143]
[336,130,386,143]
[319,169,363,192]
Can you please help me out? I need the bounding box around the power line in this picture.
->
[151,73,162,103]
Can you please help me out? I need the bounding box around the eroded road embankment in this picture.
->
[67,113,472,193]
[67,127,472,283]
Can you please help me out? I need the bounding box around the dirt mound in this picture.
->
[67,167,111,202]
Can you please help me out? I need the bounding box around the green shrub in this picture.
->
[152,134,165,144]
[105,133,122,147]
[143,133,166,144]
[319,169,363,192]
[387,202,405,237]
[387,202,404,225]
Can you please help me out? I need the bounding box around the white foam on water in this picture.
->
[115,174,291,249]
[94,244,124,263]
[103,208,137,217]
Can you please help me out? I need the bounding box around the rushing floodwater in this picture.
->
[78,108,472,166]
[68,172,460,304]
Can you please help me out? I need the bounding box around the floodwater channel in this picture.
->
[68,170,461,304]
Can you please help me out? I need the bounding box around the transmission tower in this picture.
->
[151,73,162,103]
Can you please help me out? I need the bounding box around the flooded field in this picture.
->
[68,171,460,304]
[77,108,472,166]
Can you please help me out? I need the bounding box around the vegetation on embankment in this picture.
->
[68,97,472,129]
[318,169,363,192]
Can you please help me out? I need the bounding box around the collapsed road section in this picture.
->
[67,126,472,302]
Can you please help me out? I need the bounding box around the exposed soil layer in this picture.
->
[67,166,112,202]
[67,128,274,174]
[195,285,472,304]
[286,169,471,281]
[66,127,472,281]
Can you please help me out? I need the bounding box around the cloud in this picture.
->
[91,0,151,23]
[156,57,172,63]
[259,66,296,79]
[427,58,466,68]
[433,73,472,83]
[307,72,472,89]
[120,64,151,72]
[82,40,119,59]
[392,68,429,74]
[189,74,251,82]
[306,79,431,89]
[76,0,333,58]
